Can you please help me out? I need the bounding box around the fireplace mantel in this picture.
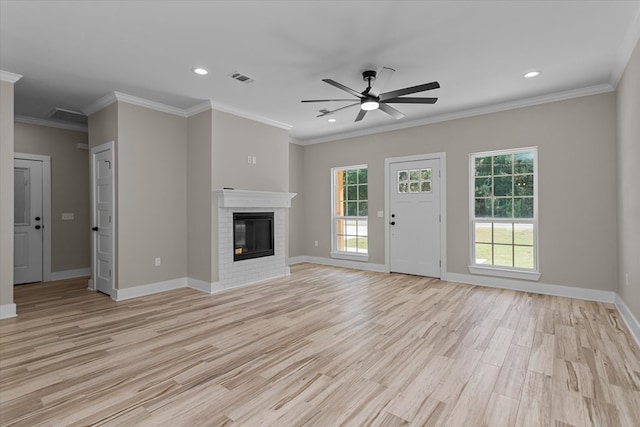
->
[214,189,296,208]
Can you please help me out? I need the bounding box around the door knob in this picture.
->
[35,216,41,221]
[35,225,41,230]
[390,221,396,226]
[92,226,99,231]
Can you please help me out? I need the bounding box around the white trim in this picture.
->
[0,304,17,319]
[330,252,369,262]
[186,99,292,130]
[214,189,296,208]
[468,265,541,281]
[610,7,640,87]
[288,255,386,273]
[50,268,90,281]
[615,294,640,348]
[186,277,223,294]
[446,272,615,303]
[114,92,187,117]
[113,278,187,301]
[295,84,614,146]
[90,141,115,297]
[87,278,94,291]
[384,152,447,278]
[0,70,22,83]
[83,92,117,116]
[14,115,88,133]
[14,153,52,282]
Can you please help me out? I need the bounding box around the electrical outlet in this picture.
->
[155,257,161,266]
[247,155,252,164]
[61,213,74,220]
[314,240,319,247]
[252,156,257,164]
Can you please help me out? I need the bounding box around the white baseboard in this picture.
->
[50,268,91,281]
[445,272,616,303]
[186,277,223,294]
[615,294,640,348]
[288,255,386,273]
[0,304,17,319]
[113,278,187,301]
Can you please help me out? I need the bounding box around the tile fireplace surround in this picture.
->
[214,190,296,291]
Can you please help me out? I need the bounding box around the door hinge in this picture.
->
[439,260,441,267]
[109,269,112,278]
[105,160,111,169]
[439,215,441,223]
[109,215,112,223]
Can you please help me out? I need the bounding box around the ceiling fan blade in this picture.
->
[317,102,360,117]
[383,97,438,104]
[380,81,440,101]
[322,79,363,98]
[378,103,405,120]
[355,109,367,122]
[302,99,359,103]
[369,67,395,97]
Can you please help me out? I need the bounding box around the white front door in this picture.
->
[14,159,43,284]
[389,158,441,277]
[92,143,114,296]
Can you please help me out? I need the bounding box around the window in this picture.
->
[332,165,368,260]
[469,148,539,280]
[397,168,432,193]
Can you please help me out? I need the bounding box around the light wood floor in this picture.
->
[1,264,639,426]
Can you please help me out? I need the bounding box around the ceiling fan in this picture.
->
[301,67,439,122]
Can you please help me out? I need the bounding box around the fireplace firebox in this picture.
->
[233,212,274,261]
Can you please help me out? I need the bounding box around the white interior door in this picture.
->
[92,144,114,296]
[14,159,43,284]
[389,158,441,277]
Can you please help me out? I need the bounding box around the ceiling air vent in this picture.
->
[47,108,88,125]
[228,71,254,84]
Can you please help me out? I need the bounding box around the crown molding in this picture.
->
[610,7,640,87]
[114,92,187,117]
[295,83,615,146]
[14,115,88,132]
[0,70,23,83]
[186,99,292,130]
[82,92,117,116]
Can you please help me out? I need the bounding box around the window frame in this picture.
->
[331,164,369,262]
[468,147,540,281]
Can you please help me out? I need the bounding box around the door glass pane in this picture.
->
[14,168,29,225]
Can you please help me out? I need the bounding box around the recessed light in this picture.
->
[328,118,337,123]
[193,68,209,76]
[524,71,540,79]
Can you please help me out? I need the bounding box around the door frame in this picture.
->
[384,152,447,278]
[14,153,52,282]
[89,141,115,295]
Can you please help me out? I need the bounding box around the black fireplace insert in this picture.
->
[233,212,274,261]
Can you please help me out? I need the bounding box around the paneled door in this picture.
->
[389,158,441,277]
[92,143,114,296]
[14,158,43,284]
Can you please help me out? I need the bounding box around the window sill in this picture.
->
[331,252,369,262]
[468,265,541,281]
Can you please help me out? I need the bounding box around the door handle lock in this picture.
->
[35,225,41,230]
[92,226,99,231]
[35,216,41,221]
[390,221,396,226]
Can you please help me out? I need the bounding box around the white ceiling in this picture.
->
[1,1,639,144]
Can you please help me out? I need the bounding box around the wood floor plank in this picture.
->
[1,264,639,426]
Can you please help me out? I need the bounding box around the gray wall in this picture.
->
[117,102,187,289]
[14,122,90,273]
[295,92,618,292]
[616,39,640,320]
[289,142,305,258]
[0,80,15,307]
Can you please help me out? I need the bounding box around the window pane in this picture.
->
[494,176,513,197]
[358,184,368,200]
[358,201,368,216]
[347,202,358,216]
[346,169,358,184]
[409,169,420,180]
[514,197,534,218]
[514,152,534,174]
[475,243,493,265]
[398,182,408,193]
[421,168,432,180]
[494,245,513,267]
[514,223,534,245]
[358,220,368,236]
[358,168,368,184]
[475,222,492,243]
[421,181,431,192]
[345,219,357,234]
[514,174,533,196]
[347,185,357,201]
[494,198,513,218]
[475,177,492,197]
[475,156,492,177]
[475,198,492,217]
[514,246,534,269]
[345,237,358,252]
[493,154,513,175]
[358,237,368,253]
[494,223,513,244]
[409,182,419,192]
[398,170,408,181]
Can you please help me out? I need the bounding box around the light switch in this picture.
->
[377,210,384,218]
[61,213,74,220]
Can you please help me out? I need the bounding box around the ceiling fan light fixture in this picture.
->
[361,100,379,111]
[193,67,209,76]
[524,70,540,78]
[328,118,337,122]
